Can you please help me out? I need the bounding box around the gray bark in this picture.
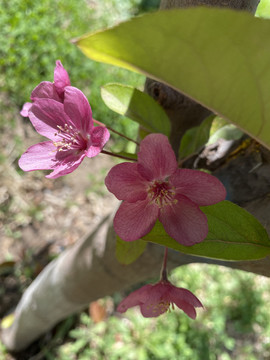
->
[2,0,268,352]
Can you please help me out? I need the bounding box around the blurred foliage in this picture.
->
[0,0,156,139]
[30,265,270,360]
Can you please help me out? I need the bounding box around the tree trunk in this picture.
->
[2,0,268,352]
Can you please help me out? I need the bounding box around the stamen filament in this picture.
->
[93,118,140,146]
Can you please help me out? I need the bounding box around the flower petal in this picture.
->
[45,152,85,178]
[137,134,177,181]
[18,141,57,171]
[63,86,93,134]
[29,99,72,140]
[140,301,169,317]
[105,162,147,202]
[54,60,71,97]
[170,287,203,308]
[114,200,159,241]
[31,81,61,102]
[86,126,110,158]
[171,169,226,206]
[117,284,152,313]
[159,194,208,245]
[20,102,32,117]
[174,300,197,319]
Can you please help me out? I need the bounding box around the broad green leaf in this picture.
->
[179,115,214,159]
[256,0,270,19]
[207,124,243,145]
[116,236,147,265]
[101,84,170,135]
[76,8,270,150]
[143,201,270,261]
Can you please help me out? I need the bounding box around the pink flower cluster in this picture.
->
[105,133,226,246]
[117,279,203,319]
[19,61,110,178]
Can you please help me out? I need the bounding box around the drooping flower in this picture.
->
[19,86,110,178]
[117,280,203,319]
[105,133,226,245]
[20,60,70,117]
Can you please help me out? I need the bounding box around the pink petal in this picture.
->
[105,162,148,202]
[137,134,177,181]
[29,99,72,140]
[20,102,32,117]
[159,194,208,246]
[86,126,110,158]
[63,86,93,134]
[170,287,203,308]
[140,302,169,317]
[45,152,85,178]
[117,284,152,313]
[54,60,71,96]
[139,284,169,317]
[18,141,57,171]
[18,142,85,178]
[171,169,226,206]
[31,81,61,102]
[114,199,159,241]
[174,300,197,319]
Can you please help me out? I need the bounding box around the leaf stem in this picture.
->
[160,247,168,281]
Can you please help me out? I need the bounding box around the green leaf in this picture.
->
[143,201,270,261]
[76,8,270,150]
[116,236,147,265]
[179,115,214,159]
[256,0,270,19]
[101,84,170,135]
[207,124,243,145]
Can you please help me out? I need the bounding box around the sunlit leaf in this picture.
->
[76,7,270,150]
[101,84,170,135]
[207,124,243,145]
[1,313,15,329]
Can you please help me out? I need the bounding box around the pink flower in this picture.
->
[105,133,226,245]
[18,86,110,178]
[20,60,70,117]
[117,280,203,319]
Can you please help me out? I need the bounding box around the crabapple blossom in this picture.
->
[117,279,203,319]
[105,133,226,245]
[19,86,110,178]
[20,60,70,117]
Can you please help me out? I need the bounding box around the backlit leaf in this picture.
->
[76,8,270,150]
[101,84,170,135]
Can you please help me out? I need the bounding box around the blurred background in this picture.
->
[1,0,270,359]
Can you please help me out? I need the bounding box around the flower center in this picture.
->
[148,301,171,314]
[147,180,177,208]
[53,124,88,152]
